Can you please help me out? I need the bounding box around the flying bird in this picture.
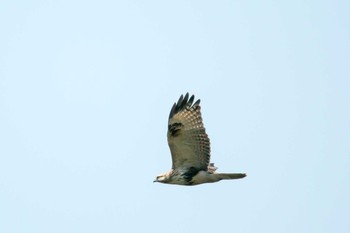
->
[154,93,246,185]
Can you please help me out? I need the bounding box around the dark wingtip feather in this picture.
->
[177,94,184,107]
[193,99,201,107]
[177,93,189,110]
[169,103,176,120]
[168,93,200,120]
[187,95,195,106]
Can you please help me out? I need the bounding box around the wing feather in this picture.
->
[167,93,211,170]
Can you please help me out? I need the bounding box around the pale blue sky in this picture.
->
[1,1,349,233]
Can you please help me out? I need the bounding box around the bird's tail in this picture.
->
[215,173,246,180]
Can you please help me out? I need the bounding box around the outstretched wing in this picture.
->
[167,93,211,170]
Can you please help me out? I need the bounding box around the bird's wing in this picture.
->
[167,93,211,170]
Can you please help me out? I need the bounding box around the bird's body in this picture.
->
[154,93,246,186]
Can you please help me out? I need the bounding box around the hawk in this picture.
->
[154,93,246,185]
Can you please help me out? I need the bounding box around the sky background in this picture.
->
[1,1,349,233]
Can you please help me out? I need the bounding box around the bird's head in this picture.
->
[153,172,171,183]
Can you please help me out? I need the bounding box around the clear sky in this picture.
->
[1,1,349,233]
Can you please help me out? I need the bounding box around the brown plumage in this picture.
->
[154,93,246,185]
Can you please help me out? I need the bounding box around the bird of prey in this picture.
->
[154,93,246,185]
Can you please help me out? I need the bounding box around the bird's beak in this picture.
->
[153,180,157,183]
